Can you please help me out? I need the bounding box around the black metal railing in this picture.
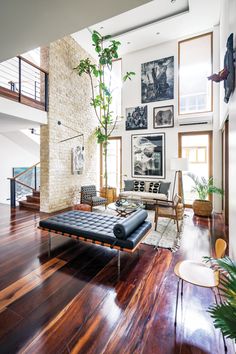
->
[0,56,48,111]
[8,162,40,207]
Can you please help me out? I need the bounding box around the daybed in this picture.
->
[39,209,152,275]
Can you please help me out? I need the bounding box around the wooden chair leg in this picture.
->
[176,219,179,233]
[155,216,158,231]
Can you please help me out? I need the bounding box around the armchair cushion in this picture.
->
[83,196,107,206]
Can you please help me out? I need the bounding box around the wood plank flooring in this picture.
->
[0,204,234,354]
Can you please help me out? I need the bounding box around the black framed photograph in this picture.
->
[125,106,148,130]
[153,105,174,129]
[131,133,165,178]
[141,56,174,103]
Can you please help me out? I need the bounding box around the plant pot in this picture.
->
[192,199,213,217]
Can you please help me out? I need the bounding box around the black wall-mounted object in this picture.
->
[57,120,84,147]
[224,33,235,103]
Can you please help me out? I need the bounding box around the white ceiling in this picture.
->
[0,0,150,63]
[73,0,220,57]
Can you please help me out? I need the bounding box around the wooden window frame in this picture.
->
[178,32,213,116]
[178,131,213,208]
[100,136,122,191]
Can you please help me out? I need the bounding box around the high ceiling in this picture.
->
[73,0,220,57]
[0,0,150,63]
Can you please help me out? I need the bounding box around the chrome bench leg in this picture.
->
[48,231,51,258]
[118,250,121,279]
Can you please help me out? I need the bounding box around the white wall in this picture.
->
[113,30,222,211]
[0,96,47,125]
[0,133,39,204]
[220,0,236,260]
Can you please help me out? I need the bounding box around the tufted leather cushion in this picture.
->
[39,211,152,249]
[113,209,148,239]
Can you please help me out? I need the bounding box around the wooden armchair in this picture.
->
[154,194,184,233]
[80,185,107,211]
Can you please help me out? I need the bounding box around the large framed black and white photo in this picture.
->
[141,56,174,103]
[153,105,174,129]
[131,133,165,178]
[125,105,148,130]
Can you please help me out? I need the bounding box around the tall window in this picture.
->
[100,137,122,192]
[104,59,122,120]
[178,33,213,115]
[179,131,212,206]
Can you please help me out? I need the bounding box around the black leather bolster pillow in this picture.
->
[113,209,148,239]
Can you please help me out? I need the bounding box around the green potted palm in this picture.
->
[205,256,236,342]
[188,173,223,217]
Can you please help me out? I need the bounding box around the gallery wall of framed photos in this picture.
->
[110,30,222,213]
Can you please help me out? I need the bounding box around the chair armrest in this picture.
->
[154,198,174,207]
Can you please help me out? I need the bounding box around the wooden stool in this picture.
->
[74,204,91,212]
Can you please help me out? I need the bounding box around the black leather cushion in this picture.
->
[113,209,148,239]
[133,180,145,192]
[148,181,161,193]
[124,180,134,191]
[159,182,171,196]
[39,211,151,250]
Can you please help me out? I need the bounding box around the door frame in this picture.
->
[100,136,122,191]
[222,120,229,225]
[178,130,213,208]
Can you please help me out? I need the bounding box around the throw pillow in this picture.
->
[133,180,145,192]
[159,182,171,196]
[148,181,161,193]
[124,180,134,191]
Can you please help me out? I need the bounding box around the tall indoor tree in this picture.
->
[74,30,135,191]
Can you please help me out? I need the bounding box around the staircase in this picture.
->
[19,190,40,211]
[9,161,40,209]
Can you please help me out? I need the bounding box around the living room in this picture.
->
[0,0,235,353]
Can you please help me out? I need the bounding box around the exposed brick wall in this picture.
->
[40,36,98,213]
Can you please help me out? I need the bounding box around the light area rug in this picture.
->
[142,209,183,252]
[93,207,184,252]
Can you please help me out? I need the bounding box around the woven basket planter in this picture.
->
[192,199,212,217]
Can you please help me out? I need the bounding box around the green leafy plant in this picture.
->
[74,30,135,190]
[188,173,223,200]
[204,256,236,341]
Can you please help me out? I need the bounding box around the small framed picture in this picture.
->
[125,106,148,130]
[153,105,174,129]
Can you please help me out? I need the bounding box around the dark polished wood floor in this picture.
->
[0,204,234,354]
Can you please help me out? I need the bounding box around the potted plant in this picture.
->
[205,256,236,343]
[188,173,223,217]
[74,31,135,193]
